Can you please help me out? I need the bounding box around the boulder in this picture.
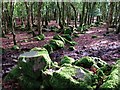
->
[43,44,53,54]
[49,39,65,50]
[50,65,93,89]
[53,34,65,43]
[74,56,95,68]
[100,60,120,89]
[60,56,75,65]
[18,47,52,79]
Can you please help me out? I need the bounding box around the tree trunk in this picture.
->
[10,1,17,45]
[107,2,115,32]
[57,2,63,30]
[62,2,65,26]
[37,2,42,35]
[45,5,48,26]
[70,3,77,28]
[24,2,30,30]
[80,2,86,26]
[66,5,71,25]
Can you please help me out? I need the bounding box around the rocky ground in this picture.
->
[1,22,120,89]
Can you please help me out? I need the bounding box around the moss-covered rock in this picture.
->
[35,34,45,41]
[12,45,20,50]
[60,56,75,65]
[100,60,120,89]
[53,34,65,43]
[50,65,93,89]
[43,44,53,54]
[18,75,41,90]
[69,46,75,51]
[49,39,65,50]
[91,57,107,68]
[61,34,72,41]
[74,56,95,68]
[64,39,77,46]
[64,27,73,35]
[4,65,21,81]
[18,48,52,78]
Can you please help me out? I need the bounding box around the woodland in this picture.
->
[1,1,120,90]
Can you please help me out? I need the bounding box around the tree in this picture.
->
[106,2,115,32]
[70,3,77,28]
[37,2,43,35]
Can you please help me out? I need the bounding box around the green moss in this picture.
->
[61,34,72,41]
[18,76,41,90]
[100,60,120,89]
[64,27,73,35]
[18,48,52,78]
[53,34,65,43]
[69,46,75,51]
[74,56,95,68]
[49,39,65,50]
[64,38,77,46]
[35,34,45,41]
[50,65,93,89]
[92,57,107,68]
[43,44,53,54]
[12,45,20,50]
[4,66,21,81]
[60,56,75,65]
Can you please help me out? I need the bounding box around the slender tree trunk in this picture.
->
[24,2,30,30]
[37,2,42,35]
[62,2,65,26]
[31,3,34,26]
[80,2,86,26]
[10,1,17,45]
[70,3,77,28]
[57,2,63,30]
[66,5,71,25]
[2,2,5,37]
[45,5,48,26]
[106,2,115,32]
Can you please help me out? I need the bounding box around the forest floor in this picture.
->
[1,21,120,87]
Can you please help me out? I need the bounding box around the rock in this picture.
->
[100,60,120,89]
[69,46,75,51]
[49,39,65,50]
[53,35,65,43]
[74,56,95,68]
[50,65,93,89]
[43,44,53,54]
[60,56,75,65]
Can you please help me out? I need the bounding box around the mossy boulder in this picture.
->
[35,34,45,41]
[18,48,52,78]
[43,44,53,54]
[100,60,120,89]
[49,39,65,50]
[18,75,41,90]
[53,34,65,43]
[4,66,21,81]
[60,56,75,65]
[91,57,107,68]
[74,56,95,68]
[12,45,20,50]
[64,27,73,35]
[50,65,93,89]
[62,34,72,41]
[64,39,77,46]
[69,46,75,51]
